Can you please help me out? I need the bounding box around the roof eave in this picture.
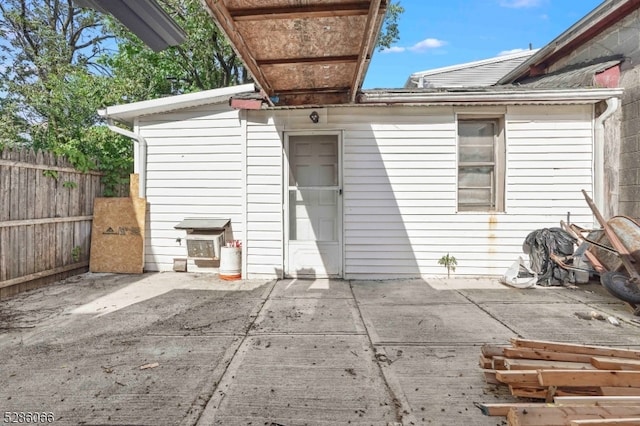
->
[358,88,624,105]
[98,83,256,123]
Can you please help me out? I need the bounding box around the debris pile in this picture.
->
[523,227,577,286]
[476,337,640,425]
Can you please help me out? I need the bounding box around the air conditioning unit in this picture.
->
[174,218,230,262]
[185,231,224,260]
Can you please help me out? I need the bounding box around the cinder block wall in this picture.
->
[619,68,640,218]
[548,9,640,219]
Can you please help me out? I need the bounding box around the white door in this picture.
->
[286,134,342,278]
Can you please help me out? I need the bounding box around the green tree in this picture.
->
[103,0,249,99]
[105,0,404,97]
[0,0,131,192]
[377,2,405,51]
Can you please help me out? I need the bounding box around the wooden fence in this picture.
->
[0,147,104,300]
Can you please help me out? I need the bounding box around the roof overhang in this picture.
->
[499,0,640,84]
[200,0,388,107]
[98,83,256,123]
[358,87,624,105]
[99,86,624,124]
[74,0,187,52]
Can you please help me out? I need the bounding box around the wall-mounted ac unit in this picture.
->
[185,231,224,260]
[174,218,230,262]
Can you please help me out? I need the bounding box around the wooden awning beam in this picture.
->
[203,0,274,98]
[350,0,385,102]
[274,87,351,96]
[256,55,359,66]
[229,2,372,21]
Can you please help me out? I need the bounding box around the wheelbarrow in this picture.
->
[578,190,640,315]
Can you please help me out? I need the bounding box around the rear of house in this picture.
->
[101,86,621,280]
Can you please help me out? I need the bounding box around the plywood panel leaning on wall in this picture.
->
[89,174,146,273]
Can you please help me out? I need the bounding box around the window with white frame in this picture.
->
[457,117,505,212]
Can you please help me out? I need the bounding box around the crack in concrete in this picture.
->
[455,290,522,337]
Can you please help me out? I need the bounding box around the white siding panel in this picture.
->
[245,118,284,277]
[140,105,244,272]
[240,104,597,279]
[505,104,594,224]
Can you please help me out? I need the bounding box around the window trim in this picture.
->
[456,115,506,213]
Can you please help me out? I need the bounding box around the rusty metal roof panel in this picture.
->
[202,0,387,106]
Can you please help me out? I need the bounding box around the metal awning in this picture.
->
[174,218,230,230]
[201,0,388,106]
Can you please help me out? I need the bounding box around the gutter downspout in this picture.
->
[104,117,147,198]
[594,97,619,217]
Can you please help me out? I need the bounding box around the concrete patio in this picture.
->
[1,272,638,425]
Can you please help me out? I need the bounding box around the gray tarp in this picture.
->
[523,227,577,286]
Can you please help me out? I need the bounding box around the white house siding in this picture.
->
[244,113,285,277]
[244,104,595,279]
[138,104,244,272]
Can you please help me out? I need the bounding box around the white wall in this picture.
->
[138,104,244,271]
[245,104,595,279]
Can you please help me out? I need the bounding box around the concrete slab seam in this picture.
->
[186,280,278,426]
[348,280,419,426]
[455,290,521,337]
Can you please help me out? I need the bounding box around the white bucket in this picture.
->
[219,246,241,280]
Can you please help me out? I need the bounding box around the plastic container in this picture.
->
[219,246,241,280]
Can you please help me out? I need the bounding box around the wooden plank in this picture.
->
[507,405,640,426]
[0,228,6,281]
[0,261,89,289]
[554,396,640,405]
[479,354,493,369]
[597,387,640,396]
[503,347,595,363]
[591,357,640,371]
[511,338,640,360]
[25,224,35,276]
[538,370,640,388]
[570,418,640,425]
[475,402,557,417]
[481,343,507,358]
[26,153,36,219]
[0,158,102,174]
[10,153,19,220]
[44,222,53,272]
[509,385,602,399]
[495,370,540,386]
[476,401,640,417]
[55,222,64,271]
[0,160,10,221]
[505,358,595,371]
[17,226,26,278]
[34,223,44,277]
[18,154,26,220]
[483,369,500,385]
[0,217,93,228]
[493,356,507,370]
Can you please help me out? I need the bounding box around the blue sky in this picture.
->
[363,0,604,89]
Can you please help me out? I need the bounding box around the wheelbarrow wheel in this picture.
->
[600,271,640,305]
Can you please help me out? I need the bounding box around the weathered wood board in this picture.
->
[89,175,146,274]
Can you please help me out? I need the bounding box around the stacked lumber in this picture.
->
[476,337,640,425]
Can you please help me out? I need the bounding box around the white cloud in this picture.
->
[409,38,447,52]
[381,46,406,53]
[382,38,446,54]
[498,48,527,56]
[499,0,541,8]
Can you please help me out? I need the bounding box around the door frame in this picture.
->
[283,130,344,278]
